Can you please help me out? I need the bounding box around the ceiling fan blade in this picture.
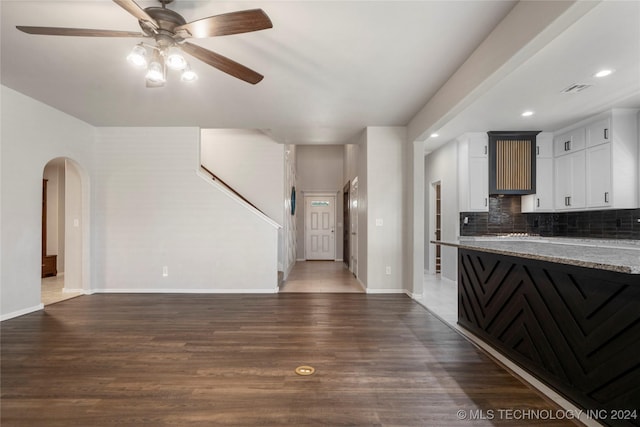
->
[181,42,264,84]
[16,26,144,37]
[113,0,158,30]
[175,9,272,38]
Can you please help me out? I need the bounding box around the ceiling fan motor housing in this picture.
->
[141,6,187,44]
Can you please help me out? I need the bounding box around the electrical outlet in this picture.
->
[385,266,391,275]
[162,266,168,277]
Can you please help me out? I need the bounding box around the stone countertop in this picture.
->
[433,237,640,274]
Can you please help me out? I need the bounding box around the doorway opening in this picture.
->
[41,158,88,305]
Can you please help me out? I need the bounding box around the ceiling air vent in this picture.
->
[561,83,592,94]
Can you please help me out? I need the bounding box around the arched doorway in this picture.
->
[41,157,89,305]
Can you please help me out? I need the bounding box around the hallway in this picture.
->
[41,275,82,306]
[280,261,364,293]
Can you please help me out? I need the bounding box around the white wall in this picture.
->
[404,140,425,298]
[200,129,284,225]
[283,144,297,278]
[424,139,459,281]
[92,127,279,293]
[295,145,345,260]
[344,144,359,185]
[357,131,368,286]
[64,159,84,292]
[364,127,406,293]
[1,85,94,320]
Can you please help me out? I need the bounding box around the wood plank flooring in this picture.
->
[1,294,576,426]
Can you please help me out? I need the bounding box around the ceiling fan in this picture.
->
[16,0,272,85]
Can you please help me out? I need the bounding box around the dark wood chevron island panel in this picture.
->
[458,248,640,427]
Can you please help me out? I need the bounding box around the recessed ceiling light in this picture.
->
[430,133,439,138]
[521,111,534,117]
[594,69,614,78]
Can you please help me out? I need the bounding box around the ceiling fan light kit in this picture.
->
[126,43,148,68]
[165,46,187,70]
[180,65,198,82]
[16,0,273,87]
[145,51,166,84]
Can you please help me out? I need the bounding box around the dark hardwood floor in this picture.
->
[1,294,576,426]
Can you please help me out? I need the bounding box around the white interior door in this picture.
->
[350,179,358,276]
[305,195,336,260]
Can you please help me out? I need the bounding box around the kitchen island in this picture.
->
[436,237,640,427]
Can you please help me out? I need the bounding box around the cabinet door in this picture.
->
[535,157,554,210]
[586,143,612,207]
[554,128,585,156]
[555,151,585,210]
[555,155,571,209]
[522,157,554,212]
[536,133,554,158]
[468,134,488,158]
[586,118,611,148]
[468,156,488,211]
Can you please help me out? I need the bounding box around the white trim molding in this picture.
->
[93,288,279,294]
[1,303,44,321]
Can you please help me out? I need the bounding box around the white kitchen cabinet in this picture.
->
[583,109,637,208]
[522,133,554,212]
[458,133,488,212]
[554,128,585,157]
[552,108,637,210]
[586,118,611,148]
[586,143,612,208]
[554,150,586,210]
[522,157,554,212]
[468,156,489,210]
[536,132,554,158]
[468,134,488,158]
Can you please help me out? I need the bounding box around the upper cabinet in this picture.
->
[586,118,611,148]
[522,133,554,212]
[458,133,488,212]
[554,127,585,156]
[553,109,638,211]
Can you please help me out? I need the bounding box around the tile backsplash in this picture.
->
[460,195,640,240]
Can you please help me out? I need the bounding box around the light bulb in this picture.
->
[127,44,147,68]
[166,46,187,70]
[145,60,165,83]
[181,65,198,82]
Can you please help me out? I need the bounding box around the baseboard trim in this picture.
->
[455,325,597,427]
[1,303,44,321]
[62,288,85,294]
[405,290,422,300]
[95,289,280,294]
[366,288,405,294]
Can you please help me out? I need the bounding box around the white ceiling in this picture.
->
[1,1,639,147]
[422,0,640,151]
[1,0,516,144]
